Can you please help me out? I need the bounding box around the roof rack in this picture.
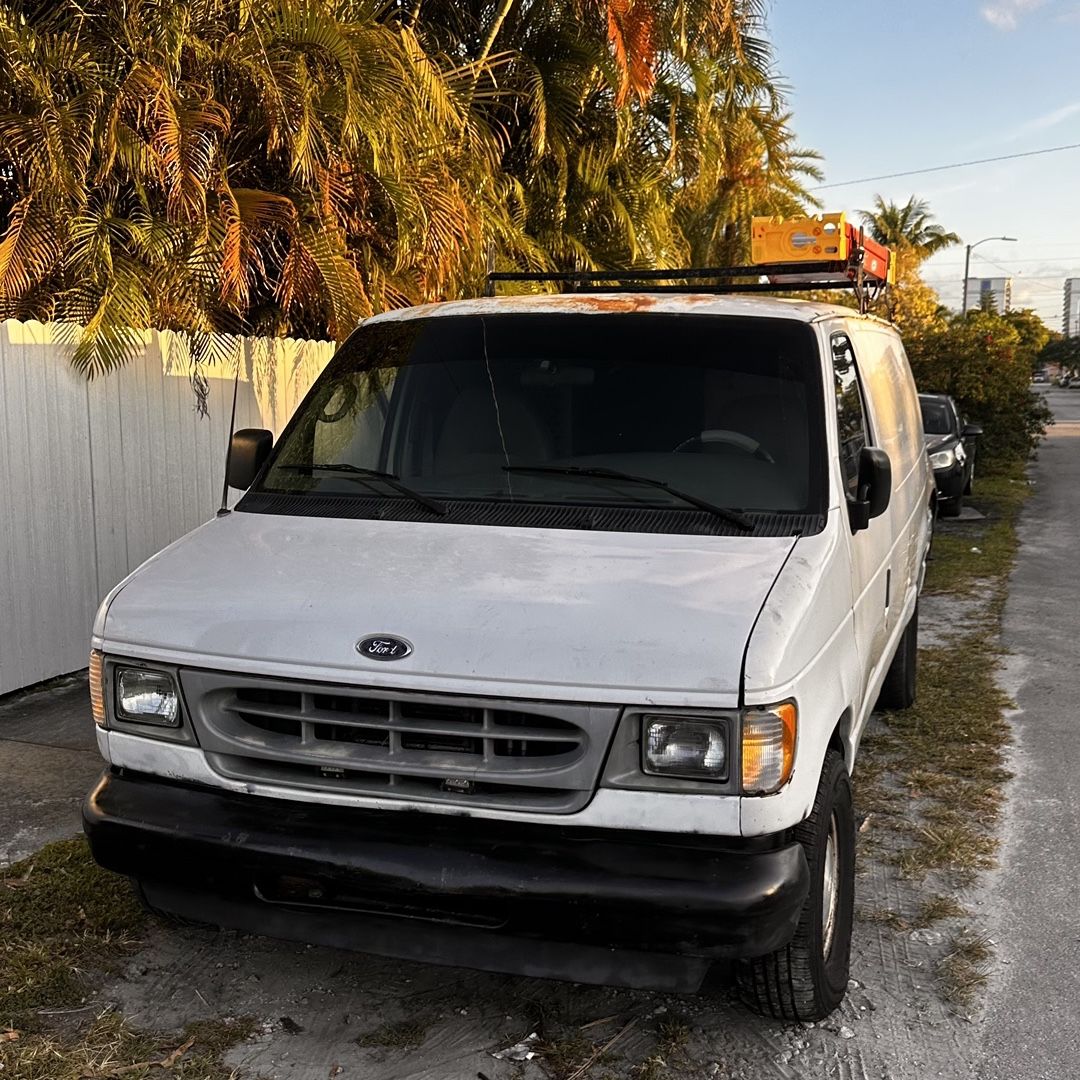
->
[484,213,893,314]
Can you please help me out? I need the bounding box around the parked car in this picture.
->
[84,293,933,1022]
[1032,371,1049,384]
[918,392,981,517]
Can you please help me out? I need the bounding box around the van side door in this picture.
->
[852,327,930,645]
[831,331,892,689]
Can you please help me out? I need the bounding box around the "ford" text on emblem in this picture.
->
[356,635,413,661]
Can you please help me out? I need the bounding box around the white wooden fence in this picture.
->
[0,320,335,695]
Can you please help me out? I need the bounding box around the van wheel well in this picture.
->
[829,714,851,768]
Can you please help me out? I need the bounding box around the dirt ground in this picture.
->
[104,912,983,1080]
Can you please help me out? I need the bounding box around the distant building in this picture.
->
[1064,279,1080,337]
[964,277,1012,313]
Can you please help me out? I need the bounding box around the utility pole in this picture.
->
[962,236,1018,314]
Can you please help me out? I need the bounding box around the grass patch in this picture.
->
[637,1055,669,1080]
[852,466,1029,1007]
[0,838,145,1029]
[937,931,994,1007]
[916,895,966,925]
[863,472,1024,881]
[859,908,908,931]
[0,838,256,1078]
[537,1031,597,1079]
[356,1017,430,1051]
[878,634,1013,881]
[537,1016,640,1080]
[0,1009,257,1080]
[895,824,998,882]
[653,1018,690,1055]
[634,1016,692,1078]
[923,469,1029,601]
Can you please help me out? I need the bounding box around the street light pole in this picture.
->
[961,235,1018,314]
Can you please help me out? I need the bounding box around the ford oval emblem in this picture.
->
[356,635,413,661]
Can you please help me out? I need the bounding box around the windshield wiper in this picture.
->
[277,463,447,516]
[503,465,755,531]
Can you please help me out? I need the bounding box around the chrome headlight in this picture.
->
[115,667,181,727]
[929,447,956,469]
[642,716,729,781]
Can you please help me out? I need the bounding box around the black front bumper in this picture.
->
[933,460,966,500]
[84,770,809,992]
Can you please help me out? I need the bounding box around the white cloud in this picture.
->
[1027,100,1080,131]
[994,100,1080,142]
[981,0,1048,29]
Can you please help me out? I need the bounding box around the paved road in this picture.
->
[979,388,1080,1080]
[0,672,102,865]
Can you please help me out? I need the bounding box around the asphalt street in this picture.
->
[978,387,1080,1080]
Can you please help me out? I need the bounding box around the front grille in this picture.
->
[181,671,619,813]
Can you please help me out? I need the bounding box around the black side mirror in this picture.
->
[226,428,273,490]
[848,447,892,532]
[962,422,983,438]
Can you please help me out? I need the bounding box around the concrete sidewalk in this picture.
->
[978,394,1080,1080]
[0,672,103,865]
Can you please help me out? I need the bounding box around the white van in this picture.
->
[84,290,932,1021]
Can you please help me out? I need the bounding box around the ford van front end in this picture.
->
[84,296,856,998]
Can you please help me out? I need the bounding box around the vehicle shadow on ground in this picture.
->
[103,891,967,1080]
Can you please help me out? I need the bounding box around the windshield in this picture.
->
[920,399,953,435]
[248,313,827,531]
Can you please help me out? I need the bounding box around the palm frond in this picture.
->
[0,196,60,300]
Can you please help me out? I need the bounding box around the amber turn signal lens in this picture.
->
[89,649,106,728]
[741,702,797,794]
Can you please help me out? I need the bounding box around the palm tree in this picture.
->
[437,0,818,272]
[664,57,822,267]
[859,196,961,263]
[0,0,520,377]
[0,0,820,379]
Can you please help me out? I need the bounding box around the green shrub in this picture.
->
[906,309,1051,469]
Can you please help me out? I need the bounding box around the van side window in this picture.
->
[831,334,869,498]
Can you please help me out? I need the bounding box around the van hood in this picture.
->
[100,512,797,704]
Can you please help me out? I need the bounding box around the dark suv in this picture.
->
[918,393,981,517]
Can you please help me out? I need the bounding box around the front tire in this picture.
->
[940,492,963,517]
[735,751,855,1022]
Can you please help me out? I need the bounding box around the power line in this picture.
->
[811,141,1080,191]
[931,256,1080,267]
[925,251,1074,292]
[974,251,1046,279]
[928,280,1071,289]
[928,277,1064,294]
[927,270,1076,282]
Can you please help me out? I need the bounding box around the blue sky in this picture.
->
[768,1,1080,328]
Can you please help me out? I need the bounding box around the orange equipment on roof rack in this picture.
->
[751,212,894,288]
[484,212,895,314]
